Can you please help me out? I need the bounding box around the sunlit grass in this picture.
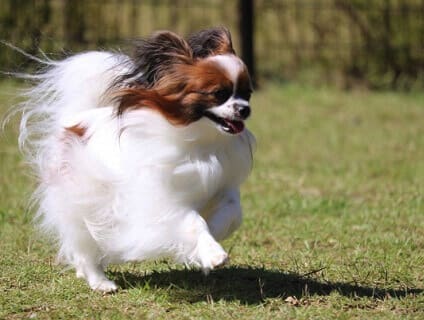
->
[1,81,423,319]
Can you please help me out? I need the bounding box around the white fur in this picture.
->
[210,54,245,83]
[16,51,255,292]
[208,96,250,120]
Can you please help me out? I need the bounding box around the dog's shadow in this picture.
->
[109,266,422,304]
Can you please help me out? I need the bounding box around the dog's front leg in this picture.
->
[205,189,243,241]
[177,211,228,273]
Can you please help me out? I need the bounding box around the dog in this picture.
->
[13,27,255,292]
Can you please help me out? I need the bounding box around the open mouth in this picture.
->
[204,112,245,134]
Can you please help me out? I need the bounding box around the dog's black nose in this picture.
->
[236,105,251,119]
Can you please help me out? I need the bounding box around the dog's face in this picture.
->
[117,27,252,135]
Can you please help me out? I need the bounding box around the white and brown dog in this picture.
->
[14,27,255,292]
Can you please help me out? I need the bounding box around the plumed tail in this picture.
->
[4,48,132,177]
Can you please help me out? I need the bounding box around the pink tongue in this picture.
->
[225,120,245,134]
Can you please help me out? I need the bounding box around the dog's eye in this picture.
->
[213,89,231,103]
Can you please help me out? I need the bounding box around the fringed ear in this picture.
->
[124,31,193,87]
[188,27,235,58]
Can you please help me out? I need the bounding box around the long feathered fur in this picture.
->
[6,29,255,292]
[5,50,131,234]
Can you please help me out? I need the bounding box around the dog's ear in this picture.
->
[128,31,193,87]
[188,27,235,58]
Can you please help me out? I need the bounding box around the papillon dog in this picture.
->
[14,27,255,292]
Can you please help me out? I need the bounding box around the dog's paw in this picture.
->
[196,234,229,273]
[76,268,85,279]
[90,279,118,293]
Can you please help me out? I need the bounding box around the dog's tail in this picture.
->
[3,44,131,176]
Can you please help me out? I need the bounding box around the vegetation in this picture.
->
[0,0,423,89]
[1,81,423,319]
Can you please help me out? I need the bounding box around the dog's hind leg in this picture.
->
[60,230,117,292]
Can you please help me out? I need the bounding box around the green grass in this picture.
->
[1,81,423,319]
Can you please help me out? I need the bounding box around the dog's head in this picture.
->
[116,27,252,135]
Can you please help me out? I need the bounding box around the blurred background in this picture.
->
[0,0,423,90]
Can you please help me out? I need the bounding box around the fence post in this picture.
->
[239,0,256,86]
[64,0,86,48]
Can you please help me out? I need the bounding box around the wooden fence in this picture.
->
[0,0,423,89]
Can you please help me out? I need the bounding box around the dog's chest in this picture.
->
[167,136,252,204]
[170,149,230,202]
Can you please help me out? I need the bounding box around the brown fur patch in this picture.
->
[65,124,87,137]
[116,60,235,126]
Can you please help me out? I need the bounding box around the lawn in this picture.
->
[1,81,423,319]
